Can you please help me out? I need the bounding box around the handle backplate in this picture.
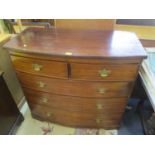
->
[98,69,111,77]
[98,88,106,94]
[37,81,46,88]
[32,63,43,71]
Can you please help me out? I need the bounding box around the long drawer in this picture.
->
[23,88,127,113]
[32,105,122,128]
[17,72,133,98]
[71,63,139,81]
[11,56,68,78]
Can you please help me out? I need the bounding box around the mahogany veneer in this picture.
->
[16,71,132,98]
[23,88,127,113]
[3,28,147,129]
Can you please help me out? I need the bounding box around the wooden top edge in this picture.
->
[6,48,147,59]
[3,27,147,59]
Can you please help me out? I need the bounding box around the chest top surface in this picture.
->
[3,27,147,59]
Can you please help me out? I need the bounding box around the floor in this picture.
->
[16,99,152,135]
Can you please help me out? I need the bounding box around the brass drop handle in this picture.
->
[36,81,46,88]
[32,63,43,71]
[98,88,106,94]
[46,112,52,117]
[96,103,103,109]
[96,118,101,124]
[98,69,111,77]
[42,97,48,103]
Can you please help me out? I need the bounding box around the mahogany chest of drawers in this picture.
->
[4,28,147,129]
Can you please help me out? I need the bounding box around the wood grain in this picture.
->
[3,28,147,59]
[11,55,68,78]
[32,105,122,129]
[71,63,139,81]
[23,88,127,113]
[9,52,143,64]
[16,72,133,98]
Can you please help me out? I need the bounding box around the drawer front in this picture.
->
[32,105,122,128]
[23,88,127,113]
[11,55,68,78]
[71,63,139,81]
[17,72,133,98]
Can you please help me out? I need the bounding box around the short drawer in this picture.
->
[31,105,122,128]
[24,88,127,113]
[17,72,133,98]
[71,63,139,81]
[11,55,68,78]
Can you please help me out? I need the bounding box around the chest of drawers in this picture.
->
[4,28,146,129]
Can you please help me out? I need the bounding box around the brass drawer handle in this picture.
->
[96,103,103,109]
[36,81,46,88]
[32,63,43,71]
[96,118,101,124]
[98,69,111,77]
[42,97,48,103]
[98,88,106,94]
[46,112,52,117]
